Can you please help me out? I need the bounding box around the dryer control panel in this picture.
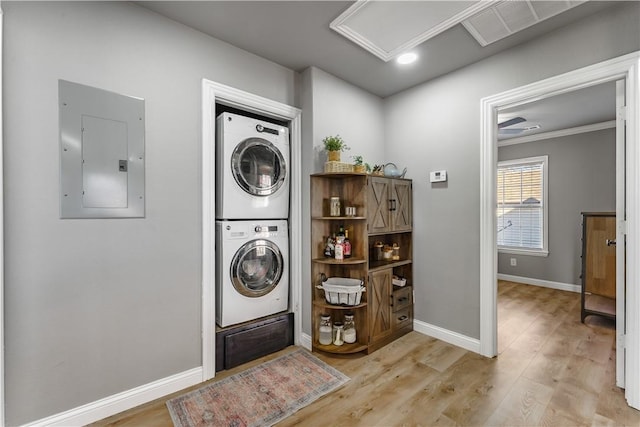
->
[254,224,282,238]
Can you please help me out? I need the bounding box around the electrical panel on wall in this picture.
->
[59,80,145,218]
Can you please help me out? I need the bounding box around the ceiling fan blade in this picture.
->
[498,116,526,129]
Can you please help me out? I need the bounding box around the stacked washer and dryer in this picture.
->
[215,112,290,328]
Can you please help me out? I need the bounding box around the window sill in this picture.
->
[498,247,549,257]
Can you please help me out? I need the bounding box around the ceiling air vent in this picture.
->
[462,0,586,47]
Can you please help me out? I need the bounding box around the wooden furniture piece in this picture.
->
[311,173,413,354]
[215,312,293,371]
[581,212,616,322]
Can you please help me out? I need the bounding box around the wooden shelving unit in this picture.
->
[310,172,413,355]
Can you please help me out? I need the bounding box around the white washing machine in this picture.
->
[216,219,289,327]
[216,112,290,219]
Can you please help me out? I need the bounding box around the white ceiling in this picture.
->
[136,1,624,135]
[330,0,491,61]
[137,1,620,98]
[498,81,617,141]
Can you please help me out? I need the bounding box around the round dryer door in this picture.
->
[230,239,284,297]
[231,138,286,197]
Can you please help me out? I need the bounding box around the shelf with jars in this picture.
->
[312,310,368,354]
[310,172,413,355]
[368,231,412,271]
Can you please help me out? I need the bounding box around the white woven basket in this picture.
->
[317,277,365,306]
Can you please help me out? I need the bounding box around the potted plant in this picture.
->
[323,135,349,162]
[352,155,369,174]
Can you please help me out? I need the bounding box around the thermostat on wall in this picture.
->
[430,170,447,183]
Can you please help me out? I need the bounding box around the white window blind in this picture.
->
[497,156,548,254]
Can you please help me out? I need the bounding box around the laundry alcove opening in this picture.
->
[213,101,295,371]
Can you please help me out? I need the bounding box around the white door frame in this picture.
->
[0,4,5,426]
[479,51,640,408]
[616,79,627,388]
[201,79,302,380]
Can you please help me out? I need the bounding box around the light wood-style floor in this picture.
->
[93,281,640,426]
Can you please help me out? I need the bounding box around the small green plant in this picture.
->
[352,155,371,173]
[323,135,350,152]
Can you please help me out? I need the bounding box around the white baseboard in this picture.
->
[497,273,580,293]
[23,367,203,427]
[413,319,481,354]
[300,332,312,351]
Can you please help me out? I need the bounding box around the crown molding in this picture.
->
[498,120,616,147]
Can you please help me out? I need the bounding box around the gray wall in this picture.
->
[497,129,616,284]
[383,2,639,339]
[3,1,296,424]
[306,67,386,172]
[299,66,385,336]
[3,0,639,424]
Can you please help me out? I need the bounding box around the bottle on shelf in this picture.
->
[324,235,335,258]
[343,313,356,344]
[344,229,352,258]
[319,314,333,345]
[333,322,344,346]
[335,234,344,260]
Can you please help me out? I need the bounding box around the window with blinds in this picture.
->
[497,155,548,255]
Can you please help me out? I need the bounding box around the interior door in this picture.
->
[615,79,626,388]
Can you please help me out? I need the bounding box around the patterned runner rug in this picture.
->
[166,348,349,427]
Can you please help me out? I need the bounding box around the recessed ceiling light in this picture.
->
[396,52,417,65]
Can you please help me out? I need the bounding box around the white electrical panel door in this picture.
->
[60,80,144,218]
[81,115,128,208]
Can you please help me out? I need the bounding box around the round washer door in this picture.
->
[231,138,286,197]
[230,239,284,297]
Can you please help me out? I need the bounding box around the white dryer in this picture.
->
[216,219,289,327]
[216,112,290,219]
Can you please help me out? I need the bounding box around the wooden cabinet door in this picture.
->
[585,215,616,298]
[369,269,393,343]
[367,177,391,233]
[392,180,412,231]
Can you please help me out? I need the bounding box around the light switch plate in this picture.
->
[430,170,447,183]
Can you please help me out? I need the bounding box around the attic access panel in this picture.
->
[330,0,492,62]
[59,80,145,218]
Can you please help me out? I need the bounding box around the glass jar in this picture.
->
[319,315,333,345]
[343,313,356,344]
[382,245,393,260]
[373,241,384,261]
[329,197,341,217]
[332,322,344,346]
[392,243,400,261]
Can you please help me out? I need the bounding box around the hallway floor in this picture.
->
[94,280,639,426]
